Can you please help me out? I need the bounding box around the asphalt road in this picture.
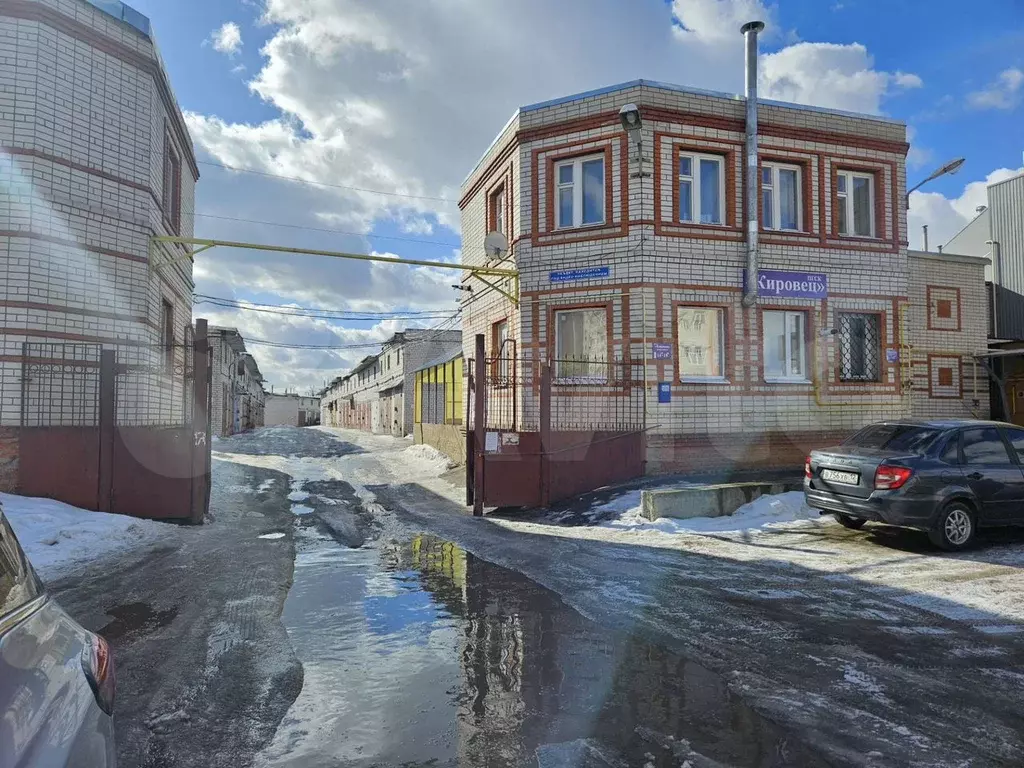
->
[50,427,1024,767]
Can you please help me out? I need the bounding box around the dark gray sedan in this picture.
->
[805,419,1024,550]
[0,504,116,767]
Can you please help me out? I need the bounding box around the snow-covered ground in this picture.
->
[212,428,462,511]
[1,492,173,579]
[597,490,818,534]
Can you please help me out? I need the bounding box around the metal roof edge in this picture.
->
[908,249,990,266]
[519,78,904,125]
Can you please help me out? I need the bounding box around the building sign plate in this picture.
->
[745,270,828,299]
[549,266,611,283]
[652,343,672,360]
[658,382,672,404]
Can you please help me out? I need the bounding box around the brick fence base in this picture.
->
[646,431,847,476]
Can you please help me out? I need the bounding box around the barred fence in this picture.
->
[466,337,647,511]
[16,323,212,522]
[471,355,646,432]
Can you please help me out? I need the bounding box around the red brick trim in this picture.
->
[926,285,962,332]
[0,229,191,306]
[0,229,147,264]
[828,157,899,252]
[655,133,744,239]
[2,145,156,200]
[532,137,628,247]
[459,139,519,209]
[546,301,614,366]
[0,0,199,180]
[927,354,964,399]
[671,301,731,382]
[832,309,887,386]
[758,154,814,236]
[756,304,817,386]
[0,300,152,326]
[0,328,148,345]
[524,107,909,156]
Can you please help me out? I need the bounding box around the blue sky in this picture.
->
[126,0,1024,390]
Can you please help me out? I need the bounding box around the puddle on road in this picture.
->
[99,601,179,642]
[260,531,826,768]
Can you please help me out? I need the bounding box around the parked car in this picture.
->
[0,503,116,767]
[805,419,1024,550]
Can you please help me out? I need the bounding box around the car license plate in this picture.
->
[821,468,859,485]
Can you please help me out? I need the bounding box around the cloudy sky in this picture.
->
[132,0,1024,392]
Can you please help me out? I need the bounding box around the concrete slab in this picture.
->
[641,481,802,520]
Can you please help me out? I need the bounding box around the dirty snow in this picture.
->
[399,443,456,473]
[1,492,172,579]
[287,490,310,502]
[258,479,275,492]
[259,532,287,540]
[599,491,818,534]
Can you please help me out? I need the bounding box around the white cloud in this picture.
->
[759,42,920,114]
[908,167,1023,250]
[905,125,933,170]
[185,0,930,390]
[967,68,1024,111]
[671,0,777,43]
[211,22,243,56]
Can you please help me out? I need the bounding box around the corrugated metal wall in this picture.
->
[991,175,1024,295]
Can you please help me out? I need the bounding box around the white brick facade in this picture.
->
[0,0,197,428]
[460,80,989,474]
[320,329,462,436]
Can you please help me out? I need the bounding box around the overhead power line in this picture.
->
[194,294,454,321]
[198,160,456,203]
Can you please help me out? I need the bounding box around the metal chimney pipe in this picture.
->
[741,20,765,307]
[922,224,929,252]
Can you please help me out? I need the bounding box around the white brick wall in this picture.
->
[458,82,987,472]
[0,0,197,426]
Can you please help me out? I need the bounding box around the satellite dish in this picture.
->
[484,231,509,260]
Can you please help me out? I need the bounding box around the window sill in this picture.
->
[835,233,881,242]
[679,376,731,385]
[553,222,608,232]
[676,220,728,227]
[763,377,812,385]
[554,377,608,386]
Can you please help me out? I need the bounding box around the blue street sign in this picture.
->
[658,382,671,404]
[549,266,611,283]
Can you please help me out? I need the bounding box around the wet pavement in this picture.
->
[259,524,825,768]
[48,426,1024,767]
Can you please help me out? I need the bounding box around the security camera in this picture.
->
[619,103,641,132]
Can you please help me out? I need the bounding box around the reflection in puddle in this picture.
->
[260,532,826,767]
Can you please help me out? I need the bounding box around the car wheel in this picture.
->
[929,502,977,551]
[834,513,867,530]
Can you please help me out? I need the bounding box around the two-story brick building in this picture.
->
[208,327,265,436]
[459,78,988,480]
[321,329,463,436]
[0,0,199,491]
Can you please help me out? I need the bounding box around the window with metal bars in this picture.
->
[838,312,881,381]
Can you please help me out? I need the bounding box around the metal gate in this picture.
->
[18,321,213,522]
[466,334,646,513]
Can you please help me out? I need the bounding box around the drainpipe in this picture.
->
[741,20,765,308]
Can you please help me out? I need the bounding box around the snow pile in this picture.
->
[600,491,819,535]
[1,493,172,579]
[399,444,457,474]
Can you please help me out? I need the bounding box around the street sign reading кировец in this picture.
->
[743,269,828,299]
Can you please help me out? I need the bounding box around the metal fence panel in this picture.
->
[21,342,102,427]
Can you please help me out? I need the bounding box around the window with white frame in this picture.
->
[555,156,605,228]
[762,163,801,231]
[554,308,607,381]
[763,310,808,381]
[836,170,875,237]
[678,153,725,225]
[677,307,725,379]
[838,312,881,381]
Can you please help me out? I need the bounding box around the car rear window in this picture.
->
[843,424,941,453]
[0,513,43,622]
